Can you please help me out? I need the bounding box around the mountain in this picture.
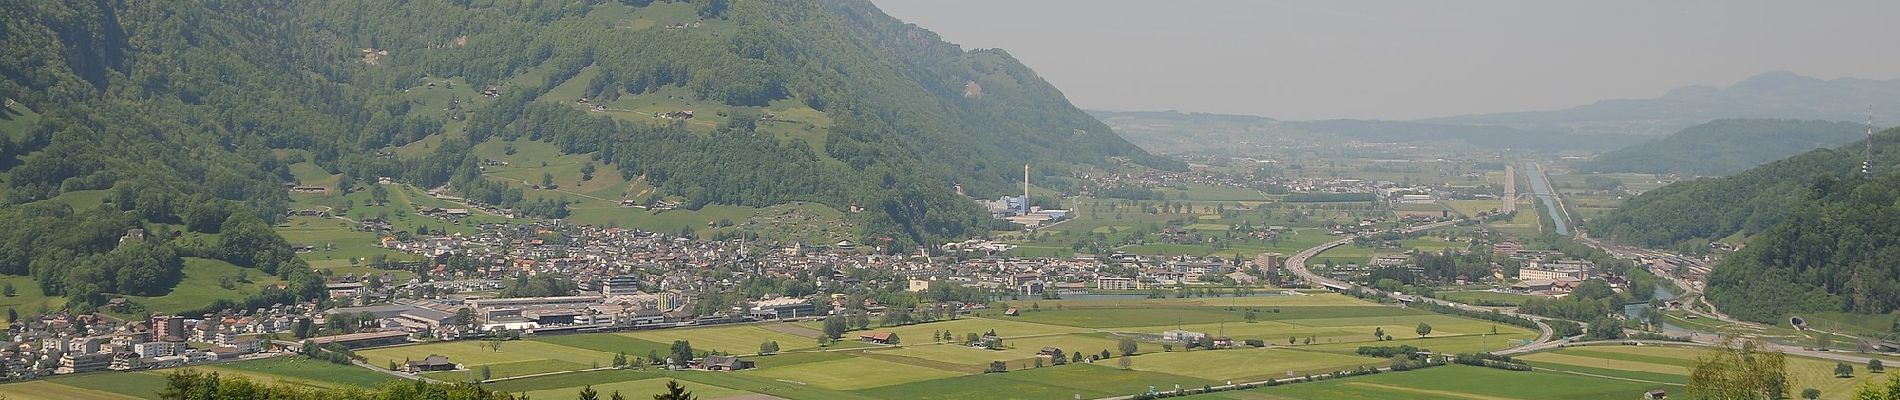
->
[1706,170,1900,323]
[1425,71,1900,136]
[0,0,1168,310]
[1090,110,1644,155]
[1581,119,1872,176]
[1590,127,1900,252]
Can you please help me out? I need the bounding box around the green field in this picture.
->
[749,356,965,390]
[1436,290,1541,306]
[1519,345,1883,399]
[124,258,286,313]
[1182,365,1667,400]
[520,377,753,400]
[0,275,69,314]
[357,340,617,381]
[198,357,400,388]
[858,363,1214,400]
[620,324,822,356]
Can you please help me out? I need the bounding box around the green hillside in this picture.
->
[1589,127,1900,251]
[0,0,1172,312]
[1708,171,1900,322]
[1581,119,1869,176]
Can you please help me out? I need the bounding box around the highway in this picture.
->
[1279,219,1559,353]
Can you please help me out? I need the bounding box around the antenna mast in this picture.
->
[1867,106,1876,177]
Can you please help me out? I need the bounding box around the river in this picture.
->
[1522,162,1569,236]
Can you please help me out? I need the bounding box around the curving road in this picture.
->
[1280,220,1558,353]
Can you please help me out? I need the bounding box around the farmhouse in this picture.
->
[859,332,898,344]
[696,355,754,371]
[406,354,457,373]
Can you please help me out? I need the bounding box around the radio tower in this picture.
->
[1866,106,1876,177]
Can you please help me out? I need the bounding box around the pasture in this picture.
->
[1520,344,1885,399]
[1181,364,1668,400]
[619,323,822,355]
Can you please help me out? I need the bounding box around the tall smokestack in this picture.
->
[1023,164,1032,214]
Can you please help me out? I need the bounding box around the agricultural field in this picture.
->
[0,357,399,399]
[996,196,1371,259]
[1436,290,1542,307]
[356,339,619,381]
[619,323,824,355]
[1519,344,1883,399]
[1180,364,1668,400]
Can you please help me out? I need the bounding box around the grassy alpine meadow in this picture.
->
[1179,365,1669,400]
[856,363,1216,400]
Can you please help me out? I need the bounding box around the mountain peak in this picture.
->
[1728,70,1828,92]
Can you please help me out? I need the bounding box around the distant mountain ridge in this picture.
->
[1581,119,1872,176]
[1423,71,1900,136]
[1089,110,1643,154]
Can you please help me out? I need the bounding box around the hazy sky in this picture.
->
[872,0,1900,120]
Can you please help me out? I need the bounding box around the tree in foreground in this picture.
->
[579,385,599,400]
[653,380,697,400]
[1687,337,1789,400]
[1852,372,1900,398]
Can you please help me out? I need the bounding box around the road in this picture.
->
[1278,219,1558,352]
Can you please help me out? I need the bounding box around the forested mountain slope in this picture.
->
[1581,119,1870,176]
[0,0,1168,311]
[1708,172,1900,322]
[1588,127,1900,251]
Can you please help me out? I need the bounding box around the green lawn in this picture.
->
[0,380,139,400]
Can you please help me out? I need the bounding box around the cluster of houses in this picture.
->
[0,307,327,380]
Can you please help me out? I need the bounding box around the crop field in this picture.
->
[1181,364,1668,400]
[1520,345,1884,399]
